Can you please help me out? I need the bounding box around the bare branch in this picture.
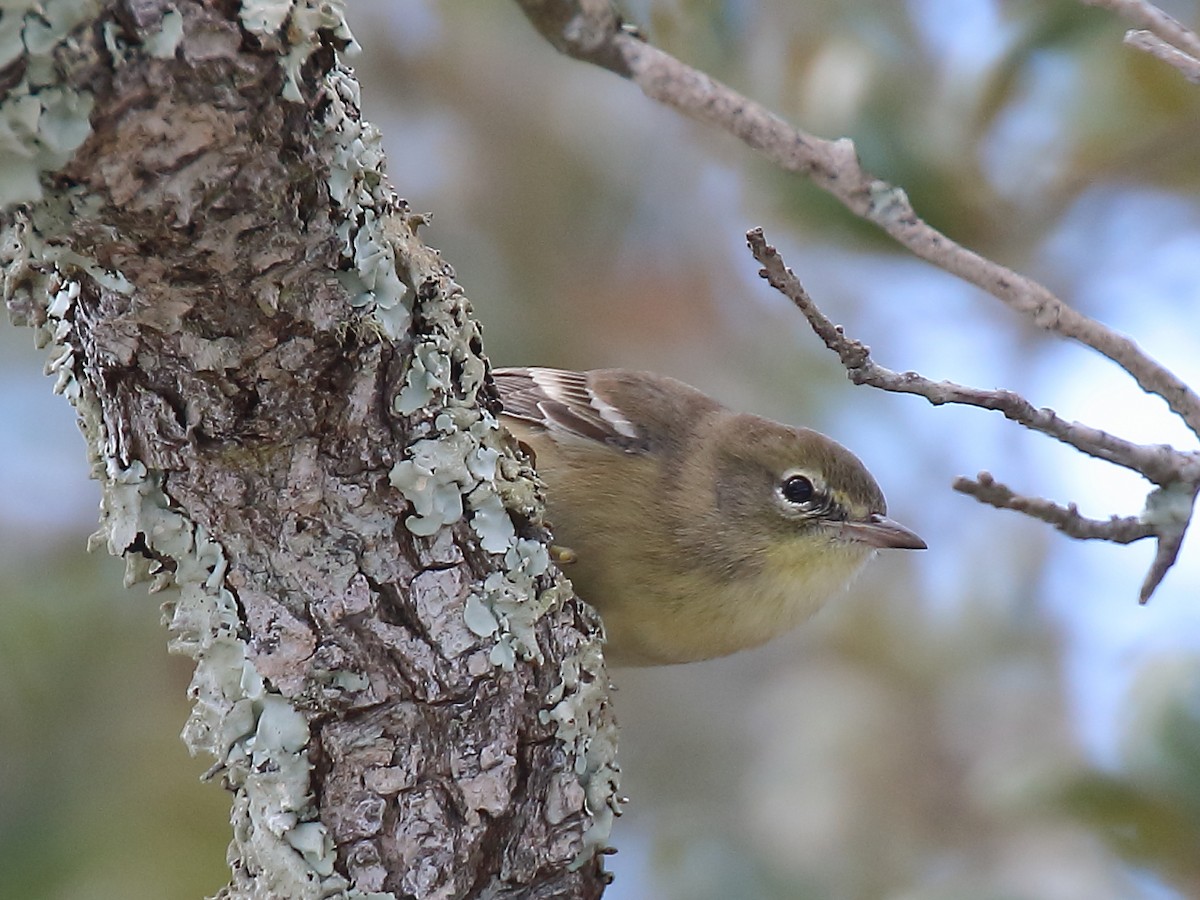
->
[514,0,1200,441]
[952,472,1155,543]
[1080,0,1200,60]
[1124,29,1200,83]
[746,229,1186,486]
[747,228,1200,603]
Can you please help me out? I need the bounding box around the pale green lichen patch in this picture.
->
[389,436,469,535]
[17,192,134,296]
[21,0,98,56]
[240,0,358,102]
[253,692,312,756]
[467,489,515,554]
[0,10,25,67]
[144,9,184,59]
[465,540,556,670]
[388,428,506,537]
[239,0,294,35]
[0,1,100,204]
[285,822,337,877]
[541,638,621,862]
[393,336,490,419]
[321,66,410,340]
[35,88,95,160]
[463,593,500,638]
[393,340,447,415]
[101,19,128,63]
[1142,481,1195,528]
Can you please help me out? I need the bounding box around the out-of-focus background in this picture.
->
[4,1,1200,897]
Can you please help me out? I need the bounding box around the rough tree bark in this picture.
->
[1,1,618,897]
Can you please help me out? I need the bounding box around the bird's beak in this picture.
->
[840,514,926,550]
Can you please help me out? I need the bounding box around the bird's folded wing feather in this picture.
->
[493,367,648,451]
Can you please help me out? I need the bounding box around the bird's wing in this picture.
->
[493,367,648,451]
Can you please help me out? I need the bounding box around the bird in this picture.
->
[493,367,925,666]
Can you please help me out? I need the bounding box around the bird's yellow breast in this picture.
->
[593,539,873,665]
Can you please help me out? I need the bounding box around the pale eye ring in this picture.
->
[779,473,816,506]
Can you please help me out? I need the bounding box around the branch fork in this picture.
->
[747,228,1198,603]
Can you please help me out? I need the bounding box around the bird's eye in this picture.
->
[780,474,815,505]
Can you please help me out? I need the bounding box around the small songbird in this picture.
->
[494,367,926,666]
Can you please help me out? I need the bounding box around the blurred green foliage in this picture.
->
[1055,658,1200,895]
[0,543,229,899]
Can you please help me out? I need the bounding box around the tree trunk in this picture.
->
[1,2,618,897]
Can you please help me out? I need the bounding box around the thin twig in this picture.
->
[514,0,1200,441]
[1124,29,1200,83]
[746,228,1183,486]
[1080,0,1200,60]
[952,472,1155,543]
